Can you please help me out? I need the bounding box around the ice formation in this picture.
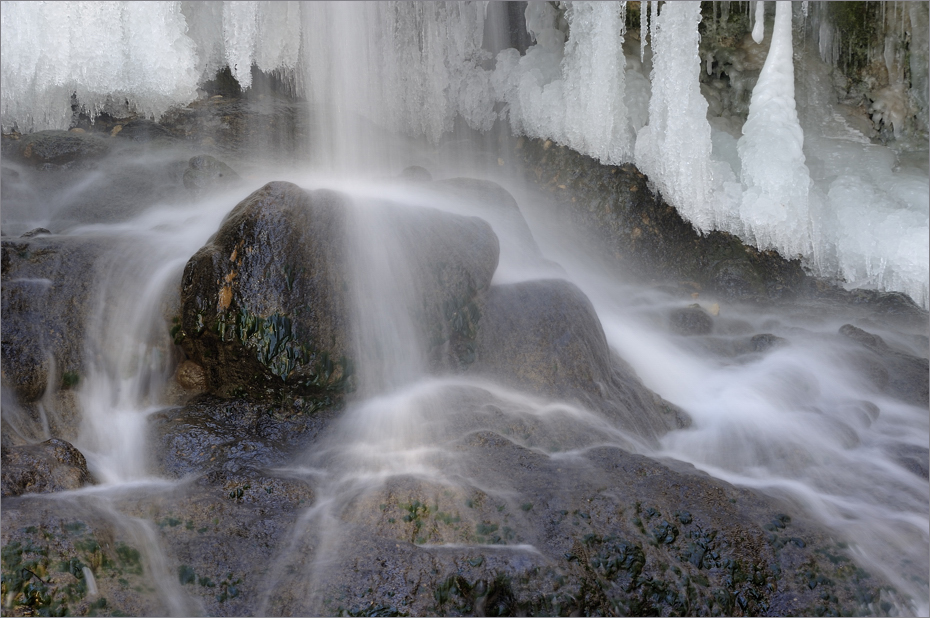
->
[1,1,927,307]
[737,1,812,257]
[633,1,720,233]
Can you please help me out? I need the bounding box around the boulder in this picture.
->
[149,395,340,478]
[15,130,110,166]
[182,155,241,196]
[839,323,929,407]
[49,158,189,229]
[669,305,714,336]
[177,181,499,400]
[1,438,93,497]
[470,279,687,444]
[428,177,546,264]
[1,235,117,439]
[265,434,887,617]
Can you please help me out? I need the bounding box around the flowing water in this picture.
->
[3,134,927,614]
[2,4,928,615]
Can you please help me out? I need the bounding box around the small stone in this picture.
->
[176,360,207,391]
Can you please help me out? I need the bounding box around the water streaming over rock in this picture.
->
[1,2,928,616]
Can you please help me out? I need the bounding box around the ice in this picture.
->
[1,2,200,132]
[0,1,927,307]
[737,1,812,257]
[633,2,720,232]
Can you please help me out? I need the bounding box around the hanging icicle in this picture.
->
[752,1,765,43]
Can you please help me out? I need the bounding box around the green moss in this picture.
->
[213,304,354,396]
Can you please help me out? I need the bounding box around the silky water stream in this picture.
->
[2,138,928,616]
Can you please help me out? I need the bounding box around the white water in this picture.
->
[1,2,928,615]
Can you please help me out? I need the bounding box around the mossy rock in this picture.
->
[178,181,499,401]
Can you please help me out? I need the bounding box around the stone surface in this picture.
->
[182,154,241,196]
[1,438,94,497]
[178,181,499,400]
[149,395,339,478]
[471,279,688,444]
[15,130,110,166]
[669,305,715,336]
[1,235,118,440]
[839,323,929,407]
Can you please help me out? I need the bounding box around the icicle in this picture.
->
[737,0,811,256]
[640,0,648,64]
[752,1,765,43]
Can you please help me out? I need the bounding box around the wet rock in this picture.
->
[1,235,118,438]
[182,154,241,196]
[694,332,789,360]
[15,130,110,166]
[49,158,189,229]
[1,500,169,616]
[512,138,809,302]
[267,434,887,617]
[429,177,545,260]
[111,118,178,145]
[886,443,929,479]
[20,227,51,238]
[149,395,339,477]
[669,304,714,336]
[471,279,687,443]
[398,165,432,182]
[840,324,929,407]
[1,438,93,497]
[175,360,207,392]
[178,181,499,400]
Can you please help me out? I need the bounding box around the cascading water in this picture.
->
[1,2,928,616]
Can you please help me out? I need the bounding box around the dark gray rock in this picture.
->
[112,118,178,144]
[398,165,432,182]
[149,395,340,478]
[840,323,929,407]
[15,130,110,166]
[471,279,687,444]
[1,438,93,497]
[429,177,545,260]
[267,434,886,617]
[1,235,118,439]
[48,158,189,229]
[177,181,499,400]
[182,154,241,195]
[669,305,714,336]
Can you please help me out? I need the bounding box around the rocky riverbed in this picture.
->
[2,90,927,616]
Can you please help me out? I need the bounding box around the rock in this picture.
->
[20,227,51,238]
[512,138,809,302]
[177,181,499,400]
[1,500,170,616]
[429,177,545,261]
[49,158,189,229]
[669,305,714,336]
[840,324,929,407]
[398,165,432,182]
[1,235,117,439]
[267,434,887,617]
[111,118,177,144]
[149,395,339,477]
[1,438,93,497]
[16,130,110,166]
[471,279,687,444]
[175,360,207,391]
[182,155,241,196]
